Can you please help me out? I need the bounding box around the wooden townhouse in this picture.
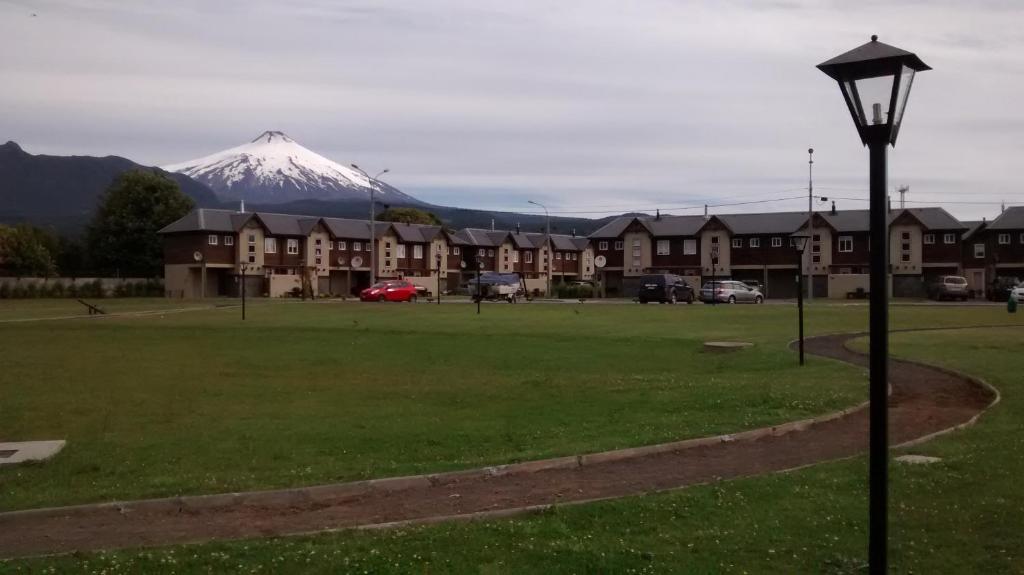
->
[961,207,1024,295]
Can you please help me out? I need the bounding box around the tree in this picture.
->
[87,170,195,277]
[0,224,58,277]
[377,207,443,226]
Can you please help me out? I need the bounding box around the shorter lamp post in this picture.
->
[476,261,483,315]
[791,233,810,365]
[435,252,442,305]
[710,244,720,306]
[239,264,247,320]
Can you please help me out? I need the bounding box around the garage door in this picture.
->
[766,269,799,299]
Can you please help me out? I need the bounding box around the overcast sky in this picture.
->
[2,0,1022,220]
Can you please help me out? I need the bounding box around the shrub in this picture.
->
[24,283,39,299]
[48,281,66,298]
[91,279,105,298]
[11,284,28,299]
[66,282,79,298]
[556,283,595,299]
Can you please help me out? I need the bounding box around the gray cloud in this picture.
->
[1,0,1022,219]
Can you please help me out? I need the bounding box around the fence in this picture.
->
[0,277,163,299]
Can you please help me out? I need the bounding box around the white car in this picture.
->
[1011,286,1024,303]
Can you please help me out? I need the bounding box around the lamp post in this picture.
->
[476,260,483,315]
[710,244,720,306]
[528,200,551,297]
[791,233,810,365]
[818,35,930,575]
[240,263,248,321]
[435,251,442,305]
[351,164,389,285]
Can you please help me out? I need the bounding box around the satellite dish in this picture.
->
[460,261,467,269]
[337,256,346,266]
[193,251,203,262]
[594,255,607,268]
[351,256,364,268]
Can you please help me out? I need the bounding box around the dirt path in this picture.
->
[0,330,996,559]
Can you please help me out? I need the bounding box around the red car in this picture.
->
[360,281,421,302]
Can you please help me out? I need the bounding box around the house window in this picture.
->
[413,245,423,259]
[315,248,322,256]
[790,237,797,247]
[771,237,782,248]
[315,238,321,246]
[901,252,911,262]
[286,239,299,254]
[813,234,821,242]
[488,249,494,257]
[453,246,460,256]
[599,241,609,251]
[901,231,911,241]
[572,253,578,261]
[975,243,985,258]
[478,248,485,257]
[945,234,956,244]
[248,255,255,263]
[248,234,256,245]
[614,241,624,250]
[525,251,533,263]
[208,235,218,246]
[386,260,392,268]
[353,241,361,251]
[339,241,347,250]
[683,239,697,255]
[397,245,406,258]
[315,257,322,265]
[632,239,641,266]
[838,236,853,252]
[998,233,1010,245]
[385,241,392,249]
[224,236,234,246]
[656,240,670,255]
[248,244,255,254]
[812,255,821,263]
[923,234,935,244]
[750,237,760,248]
[264,237,277,253]
[513,251,520,263]
[711,236,719,244]
[812,242,821,254]
[732,238,742,248]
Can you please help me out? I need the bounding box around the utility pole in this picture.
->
[351,164,389,286]
[807,148,814,302]
[898,185,909,209]
[528,200,551,297]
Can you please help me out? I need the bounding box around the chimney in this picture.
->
[516,222,521,234]
[491,218,495,231]
[571,228,576,237]
[704,204,709,220]
[830,201,837,215]
[239,199,245,213]
[655,209,661,220]
[887,195,891,213]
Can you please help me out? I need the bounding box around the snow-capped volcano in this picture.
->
[163,131,422,205]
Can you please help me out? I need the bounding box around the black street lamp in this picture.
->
[818,35,930,575]
[240,263,248,321]
[476,260,483,315]
[710,244,720,306]
[435,252,442,306]
[791,233,810,365]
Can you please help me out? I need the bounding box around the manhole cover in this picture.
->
[0,450,18,459]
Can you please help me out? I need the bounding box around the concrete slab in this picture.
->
[895,454,942,465]
[0,441,66,466]
[704,341,754,352]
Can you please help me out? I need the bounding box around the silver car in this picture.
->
[700,280,764,304]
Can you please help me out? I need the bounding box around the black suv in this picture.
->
[638,274,695,304]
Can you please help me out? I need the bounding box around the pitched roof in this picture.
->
[901,207,966,230]
[961,220,986,240]
[588,217,636,239]
[985,206,1024,230]
[322,217,371,239]
[642,215,708,236]
[158,208,239,234]
[715,212,810,235]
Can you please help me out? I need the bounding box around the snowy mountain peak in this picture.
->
[251,130,293,144]
[163,132,423,206]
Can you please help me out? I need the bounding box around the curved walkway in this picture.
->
[0,330,998,559]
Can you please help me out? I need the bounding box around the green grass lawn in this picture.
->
[2,301,1023,573]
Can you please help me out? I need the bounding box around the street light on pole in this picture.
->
[790,232,810,365]
[435,251,442,306]
[818,35,930,575]
[240,263,248,321]
[351,164,389,286]
[528,200,551,297]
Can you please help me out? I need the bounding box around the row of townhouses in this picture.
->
[159,209,593,298]
[159,205,1024,299]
